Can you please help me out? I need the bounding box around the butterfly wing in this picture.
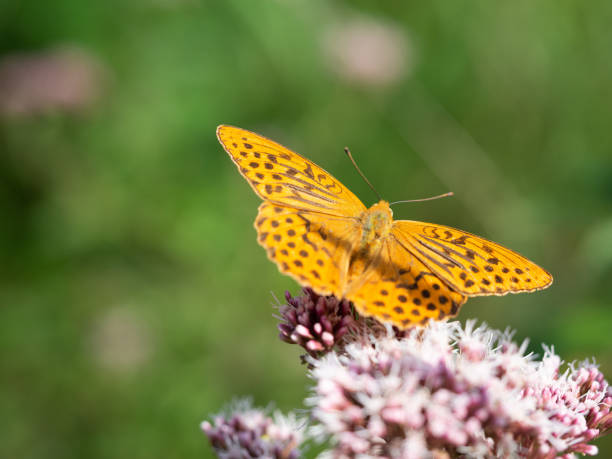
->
[255,202,361,296]
[345,237,467,328]
[217,125,367,217]
[391,221,553,296]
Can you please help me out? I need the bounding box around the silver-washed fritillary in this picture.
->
[217,125,553,329]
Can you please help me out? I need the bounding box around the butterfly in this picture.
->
[217,125,553,328]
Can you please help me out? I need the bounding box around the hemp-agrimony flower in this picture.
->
[201,399,304,459]
[307,320,611,458]
[278,288,356,358]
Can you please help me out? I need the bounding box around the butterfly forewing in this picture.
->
[217,125,366,217]
[391,221,553,296]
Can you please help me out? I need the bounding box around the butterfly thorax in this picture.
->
[359,200,393,249]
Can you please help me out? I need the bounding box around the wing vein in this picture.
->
[392,234,454,275]
[413,237,467,270]
[417,234,480,266]
[283,183,337,203]
[278,171,338,198]
[265,202,360,221]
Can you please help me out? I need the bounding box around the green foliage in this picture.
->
[1,1,610,457]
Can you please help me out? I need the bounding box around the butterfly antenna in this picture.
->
[390,192,454,206]
[344,147,382,201]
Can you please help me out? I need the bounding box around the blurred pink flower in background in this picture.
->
[0,47,106,116]
[322,17,412,88]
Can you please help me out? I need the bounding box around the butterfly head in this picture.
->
[360,200,393,248]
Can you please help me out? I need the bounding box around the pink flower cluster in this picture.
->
[203,290,610,458]
[201,400,303,459]
[278,288,356,358]
[308,321,611,458]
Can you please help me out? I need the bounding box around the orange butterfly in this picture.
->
[217,125,552,328]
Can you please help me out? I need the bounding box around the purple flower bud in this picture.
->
[319,316,333,333]
[321,332,335,348]
[295,324,313,339]
[276,288,357,358]
[306,340,325,352]
[278,332,294,344]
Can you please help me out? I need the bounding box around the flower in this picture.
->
[201,399,304,459]
[278,288,356,358]
[0,47,105,116]
[322,16,412,88]
[307,320,611,458]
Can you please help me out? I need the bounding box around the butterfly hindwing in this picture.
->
[391,221,553,296]
[346,237,466,328]
[255,202,361,297]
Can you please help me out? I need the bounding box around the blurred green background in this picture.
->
[1,1,611,457]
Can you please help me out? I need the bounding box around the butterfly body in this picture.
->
[218,125,552,328]
[359,201,393,249]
